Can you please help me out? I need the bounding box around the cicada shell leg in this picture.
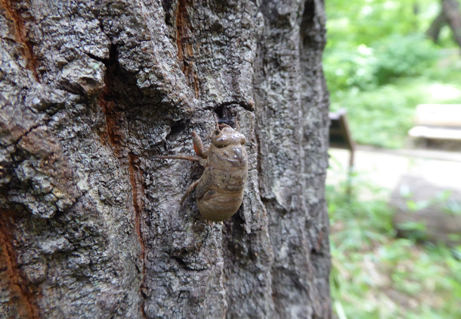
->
[192,132,207,159]
[180,178,201,205]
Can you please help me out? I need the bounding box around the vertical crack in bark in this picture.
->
[98,45,124,156]
[299,1,331,317]
[0,210,40,319]
[0,0,40,81]
[128,154,147,319]
[175,0,186,63]
[175,0,199,98]
[96,43,148,316]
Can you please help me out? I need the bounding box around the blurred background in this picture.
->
[324,0,461,318]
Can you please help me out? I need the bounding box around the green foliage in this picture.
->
[324,35,439,92]
[324,0,461,148]
[333,77,461,148]
[323,45,377,91]
[328,162,461,319]
[330,81,425,148]
[325,0,446,51]
[372,34,439,84]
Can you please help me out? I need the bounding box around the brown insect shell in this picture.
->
[196,125,248,222]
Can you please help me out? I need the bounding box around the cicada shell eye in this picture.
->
[213,135,230,148]
[240,134,246,145]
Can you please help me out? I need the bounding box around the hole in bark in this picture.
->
[167,119,190,141]
[214,104,238,128]
[215,104,225,118]
[172,255,187,267]
[162,0,175,26]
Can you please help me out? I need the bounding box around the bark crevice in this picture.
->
[176,0,199,98]
[0,0,39,81]
[0,210,40,319]
[98,44,125,155]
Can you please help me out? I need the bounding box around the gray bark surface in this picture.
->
[0,0,330,318]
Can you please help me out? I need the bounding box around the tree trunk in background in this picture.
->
[442,0,461,47]
[429,0,461,46]
[0,0,330,318]
[426,10,446,43]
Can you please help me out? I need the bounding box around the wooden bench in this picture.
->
[409,104,461,141]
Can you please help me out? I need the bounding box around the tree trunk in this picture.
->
[426,10,446,43]
[442,0,461,47]
[0,0,331,318]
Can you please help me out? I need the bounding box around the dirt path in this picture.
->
[328,146,461,244]
[328,146,461,195]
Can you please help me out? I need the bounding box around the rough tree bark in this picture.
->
[0,0,331,318]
